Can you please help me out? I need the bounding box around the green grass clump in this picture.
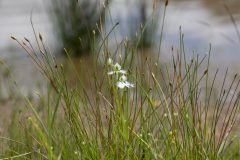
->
[1,1,240,158]
[2,25,239,159]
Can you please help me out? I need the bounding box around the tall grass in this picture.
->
[2,26,239,159]
[1,1,240,159]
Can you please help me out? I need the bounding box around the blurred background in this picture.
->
[1,0,240,98]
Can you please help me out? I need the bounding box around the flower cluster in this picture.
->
[107,58,135,89]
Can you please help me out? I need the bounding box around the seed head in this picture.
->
[11,36,16,40]
[39,33,43,41]
[24,37,30,42]
[165,0,168,6]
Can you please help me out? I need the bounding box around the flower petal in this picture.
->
[119,75,127,82]
[125,81,135,88]
[114,63,121,70]
[107,71,115,75]
[117,82,126,88]
[119,70,127,74]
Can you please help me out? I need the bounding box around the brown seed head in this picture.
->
[204,69,208,75]
[165,0,168,6]
[11,36,16,40]
[39,33,43,41]
[24,37,30,42]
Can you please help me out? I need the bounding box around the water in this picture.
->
[105,0,240,67]
[163,1,240,63]
[1,0,240,60]
[1,0,240,96]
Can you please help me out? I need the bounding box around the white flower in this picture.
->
[107,70,126,75]
[119,75,127,82]
[107,62,127,75]
[116,73,134,89]
[117,82,126,89]
[124,81,135,88]
[114,63,121,70]
[119,70,127,74]
[107,71,114,75]
[117,81,135,89]
[107,59,135,89]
